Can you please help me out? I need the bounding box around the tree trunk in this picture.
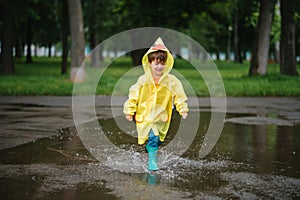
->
[233,9,242,63]
[68,0,86,82]
[131,49,148,66]
[249,33,259,75]
[216,52,220,60]
[15,38,23,59]
[249,0,275,75]
[129,31,148,66]
[48,43,52,57]
[61,0,69,75]
[91,44,101,68]
[242,51,247,61]
[226,26,232,61]
[0,1,15,74]
[98,45,103,61]
[34,44,37,57]
[89,25,100,67]
[274,42,280,63]
[26,17,33,63]
[280,0,298,76]
[257,0,274,75]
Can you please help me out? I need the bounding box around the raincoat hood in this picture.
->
[142,37,174,82]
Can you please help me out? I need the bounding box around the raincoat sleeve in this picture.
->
[123,82,140,116]
[173,78,189,115]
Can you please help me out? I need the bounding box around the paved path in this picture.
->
[0,96,299,150]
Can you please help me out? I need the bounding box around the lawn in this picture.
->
[0,56,299,96]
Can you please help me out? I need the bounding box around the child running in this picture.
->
[123,37,189,171]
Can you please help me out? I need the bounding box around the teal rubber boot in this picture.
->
[146,145,159,171]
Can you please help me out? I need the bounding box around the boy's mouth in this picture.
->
[155,68,164,72]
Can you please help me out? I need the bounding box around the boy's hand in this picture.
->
[181,112,188,119]
[125,114,133,121]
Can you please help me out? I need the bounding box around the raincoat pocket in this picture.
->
[135,114,144,123]
[160,113,168,122]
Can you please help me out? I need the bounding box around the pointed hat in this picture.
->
[142,37,174,67]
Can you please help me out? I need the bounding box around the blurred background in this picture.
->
[0,0,299,95]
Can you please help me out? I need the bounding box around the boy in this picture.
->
[123,37,189,171]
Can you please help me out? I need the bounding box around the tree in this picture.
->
[280,0,298,76]
[116,0,208,65]
[233,0,271,63]
[0,0,15,74]
[16,0,61,63]
[82,0,118,67]
[68,0,86,82]
[249,0,275,75]
[233,0,244,63]
[188,12,222,56]
[60,0,69,75]
[187,0,238,61]
[34,1,61,58]
[25,6,34,63]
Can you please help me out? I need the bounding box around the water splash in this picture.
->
[103,146,147,173]
[91,143,229,176]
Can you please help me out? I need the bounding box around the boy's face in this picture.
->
[150,59,165,78]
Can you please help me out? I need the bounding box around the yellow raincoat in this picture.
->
[123,37,189,145]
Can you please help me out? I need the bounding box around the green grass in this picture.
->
[0,57,74,95]
[0,57,299,96]
[215,60,300,96]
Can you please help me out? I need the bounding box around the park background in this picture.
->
[0,0,300,96]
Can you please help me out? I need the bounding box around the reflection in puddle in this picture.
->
[0,112,299,199]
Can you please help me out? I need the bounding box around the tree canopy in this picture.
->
[0,0,299,76]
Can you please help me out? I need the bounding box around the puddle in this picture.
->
[225,116,295,126]
[0,112,300,199]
